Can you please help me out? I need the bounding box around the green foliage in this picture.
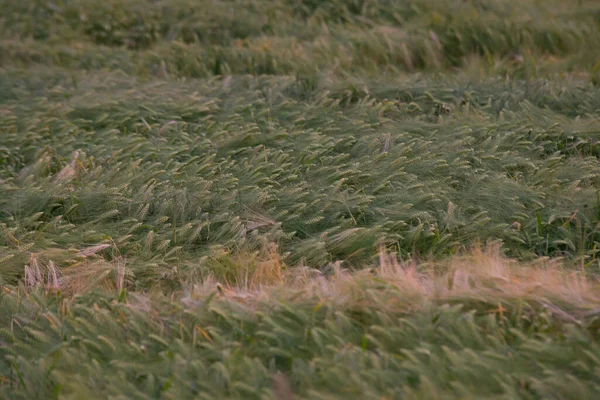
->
[2,71,600,288]
[1,0,600,77]
[1,281,599,399]
[2,0,600,397]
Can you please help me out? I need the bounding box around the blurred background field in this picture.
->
[1,1,600,398]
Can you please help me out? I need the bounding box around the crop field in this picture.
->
[1,0,600,398]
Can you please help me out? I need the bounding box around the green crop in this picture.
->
[2,0,600,398]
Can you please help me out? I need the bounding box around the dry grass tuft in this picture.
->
[181,246,600,321]
[17,244,599,320]
[19,244,129,295]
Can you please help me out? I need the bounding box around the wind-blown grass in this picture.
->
[2,250,600,399]
[2,72,600,290]
[2,0,600,398]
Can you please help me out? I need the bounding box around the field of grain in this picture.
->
[2,1,600,398]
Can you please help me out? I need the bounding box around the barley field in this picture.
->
[1,1,600,398]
